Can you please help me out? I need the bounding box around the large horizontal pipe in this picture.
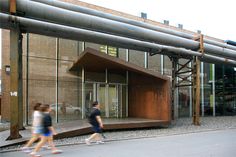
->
[31,0,236,51]
[1,13,236,66]
[1,0,236,61]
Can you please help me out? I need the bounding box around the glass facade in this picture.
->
[23,34,129,123]
[58,38,82,122]
[27,34,57,123]
[202,63,213,116]
[129,49,145,67]
[21,32,236,125]
[118,48,127,61]
[215,64,236,116]
[148,54,161,73]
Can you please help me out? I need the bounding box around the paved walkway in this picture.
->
[0,116,236,152]
[0,118,166,148]
[1,128,236,157]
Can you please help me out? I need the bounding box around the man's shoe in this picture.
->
[21,147,30,153]
[85,139,91,145]
[30,152,41,157]
[96,140,105,144]
[42,145,51,150]
[52,149,63,154]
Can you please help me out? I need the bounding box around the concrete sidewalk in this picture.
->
[1,128,236,157]
[0,119,90,148]
[1,116,236,150]
[0,118,165,148]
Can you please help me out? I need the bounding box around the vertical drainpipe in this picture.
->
[105,68,109,117]
[81,42,85,119]
[82,67,85,119]
[26,33,29,125]
[201,62,204,117]
[161,55,164,75]
[126,49,129,117]
[189,62,192,117]
[144,52,148,69]
[55,38,59,123]
[105,46,109,117]
[212,64,216,116]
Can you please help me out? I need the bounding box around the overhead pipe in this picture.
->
[1,13,236,67]
[1,0,236,61]
[225,40,236,46]
[30,0,236,51]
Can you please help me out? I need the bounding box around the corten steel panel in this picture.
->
[70,48,171,123]
[70,48,169,81]
[129,72,171,122]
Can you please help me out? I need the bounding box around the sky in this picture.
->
[79,0,236,41]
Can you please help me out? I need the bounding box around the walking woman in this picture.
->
[30,104,62,157]
[21,103,43,153]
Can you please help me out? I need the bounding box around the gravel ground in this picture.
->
[1,116,236,152]
[0,122,9,132]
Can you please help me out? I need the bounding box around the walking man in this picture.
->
[85,101,104,145]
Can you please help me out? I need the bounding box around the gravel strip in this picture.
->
[1,116,236,152]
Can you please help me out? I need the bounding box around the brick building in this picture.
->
[1,0,236,124]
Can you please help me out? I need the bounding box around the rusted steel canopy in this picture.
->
[70,47,169,81]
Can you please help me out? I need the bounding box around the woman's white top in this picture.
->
[32,111,42,127]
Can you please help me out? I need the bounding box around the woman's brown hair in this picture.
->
[40,104,50,112]
[33,103,42,111]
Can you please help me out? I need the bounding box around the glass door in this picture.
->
[97,84,106,117]
[108,84,118,118]
[84,83,127,118]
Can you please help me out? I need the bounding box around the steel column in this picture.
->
[7,28,22,140]
[192,35,204,125]
[18,31,24,130]
[192,56,201,125]
[172,57,178,120]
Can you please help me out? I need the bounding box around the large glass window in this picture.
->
[59,38,79,61]
[148,54,161,73]
[164,56,172,76]
[28,34,57,123]
[118,48,127,61]
[58,39,82,122]
[129,50,145,67]
[108,72,126,84]
[202,63,213,116]
[108,46,117,57]
[215,64,236,116]
[85,71,105,83]
[28,57,57,122]
[85,42,101,51]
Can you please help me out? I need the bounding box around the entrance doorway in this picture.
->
[84,83,126,118]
